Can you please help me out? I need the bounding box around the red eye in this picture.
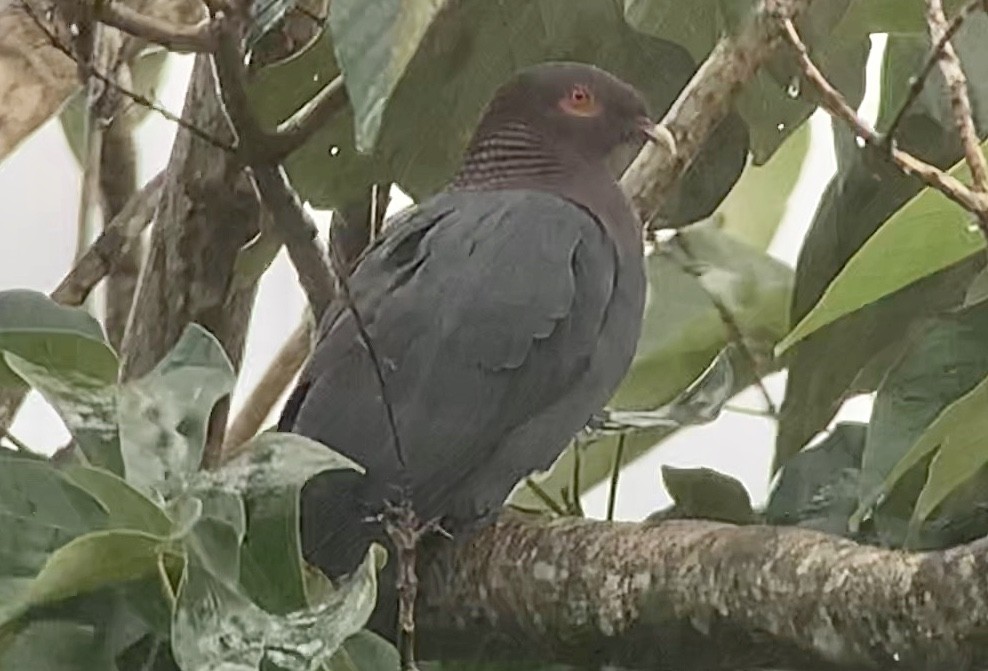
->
[560,85,599,117]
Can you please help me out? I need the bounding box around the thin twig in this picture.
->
[883,0,987,144]
[781,18,988,232]
[671,235,778,417]
[605,433,626,522]
[269,75,348,159]
[222,316,313,458]
[0,427,32,452]
[927,0,988,201]
[21,2,235,153]
[95,1,218,52]
[525,477,567,517]
[53,172,164,305]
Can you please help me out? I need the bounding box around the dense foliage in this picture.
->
[3,0,988,668]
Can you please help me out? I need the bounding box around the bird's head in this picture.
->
[465,62,657,180]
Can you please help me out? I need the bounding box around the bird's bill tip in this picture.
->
[637,116,660,143]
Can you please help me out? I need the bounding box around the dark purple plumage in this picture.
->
[279,61,653,636]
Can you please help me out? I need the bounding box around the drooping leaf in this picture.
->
[172,545,380,671]
[16,530,167,621]
[0,620,115,671]
[766,422,866,536]
[718,122,811,250]
[661,466,755,524]
[776,144,988,355]
[0,456,108,625]
[62,465,172,535]
[190,431,361,614]
[4,354,122,474]
[858,304,988,519]
[0,289,117,388]
[118,324,235,495]
[837,0,969,37]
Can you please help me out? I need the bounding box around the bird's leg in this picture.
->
[382,499,447,671]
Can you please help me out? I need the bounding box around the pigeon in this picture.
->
[279,60,654,633]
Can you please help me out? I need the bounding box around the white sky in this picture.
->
[0,37,886,519]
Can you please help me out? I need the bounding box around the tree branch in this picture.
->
[621,0,813,224]
[419,514,988,670]
[268,74,348,160]
[222,315,312,457]
[926,0,988,199]
[780,17,988,232]
[94,0,217,53]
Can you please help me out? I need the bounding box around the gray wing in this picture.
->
[286,189,618,522]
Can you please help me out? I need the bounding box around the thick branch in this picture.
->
[419,515,988,670]
[926,0,988,197]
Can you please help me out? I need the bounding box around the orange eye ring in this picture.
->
[559,84,599,117]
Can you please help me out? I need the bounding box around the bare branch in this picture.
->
[222,316,312,457]
[419,514,988,670]
[882,0,987,143]
[781,18,988,230]
[269,74,348,160]
[927,0,988,199]
[94,1,217,52]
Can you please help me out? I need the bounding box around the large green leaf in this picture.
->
[513,223,792,509]
[191,431,361,614]
[775,16,988,464]
[718,122,811,250]
[4,354,122,474]
[0,456,108,625]
[766,422,866,536]
[0,620,115,671]
[836,0,968,35]
[172,545,380,671]
[329,0,448,152]
[0,289,117,388]
[62,466,172,536]
[776,144,988,354]
[859,305,988,515]
[254,0,748,226]
[118,324,235,495]
[14,530,167,621]
[625,0,867,162]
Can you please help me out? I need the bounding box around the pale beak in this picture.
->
[638,116,659,143]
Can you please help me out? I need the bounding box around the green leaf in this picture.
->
[0,456,108,625]
[19,530,166,618]
[329,0,448,152]
[4,354,122,474]
[861,372,988,546]
[858,305,988,521]
[661,466,755,524]
[776,143,988,354]
[0,620,115,671]
[118,324,235,494]
[0,289,117,388]
[512,223,792,509]
[717,122,810,250]
[335,631,399,671]
[257,1,747,224]
[193,431,361,613]
[837,0,968,35]
[62,466,172,535]
[766,422,866,536]
[172,545,381,671]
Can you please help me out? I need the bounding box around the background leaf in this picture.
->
[0,289,117,388]
[118,324,235,495]
[0,457,108,625]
